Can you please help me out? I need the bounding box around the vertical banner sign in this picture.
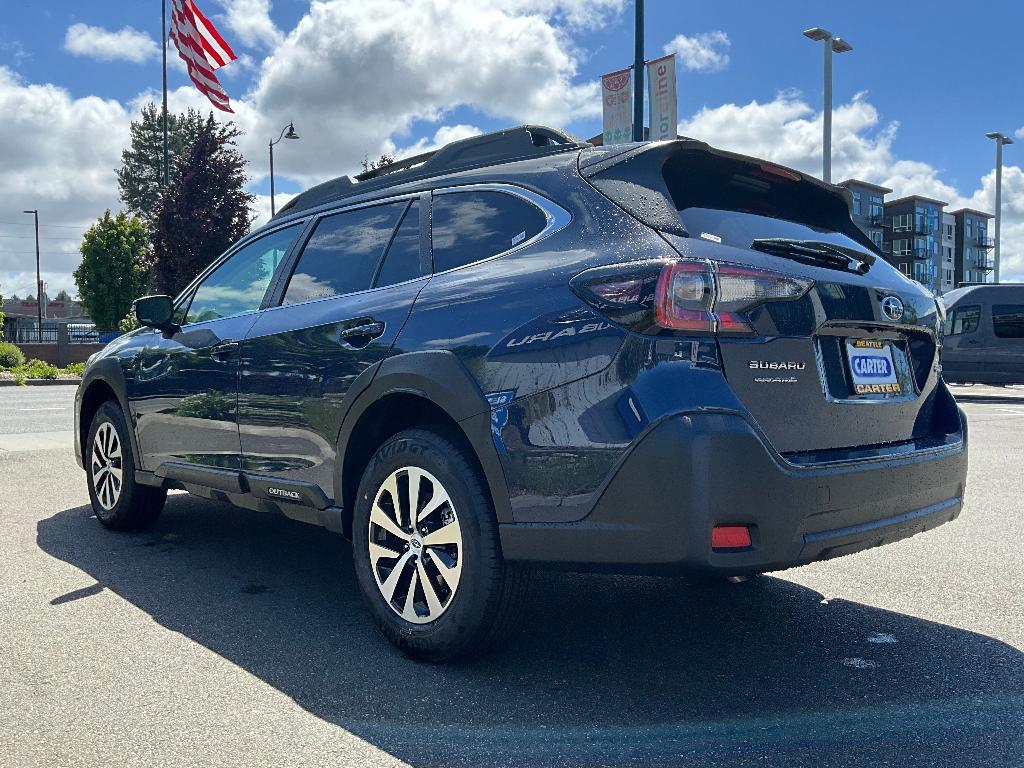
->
[646,53,677,141]
[601,68,633,145]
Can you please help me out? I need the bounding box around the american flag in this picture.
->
[169,0,237,113]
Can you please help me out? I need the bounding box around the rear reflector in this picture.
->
[711,525,752,550]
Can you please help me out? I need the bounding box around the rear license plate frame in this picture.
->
[845,339,901,396]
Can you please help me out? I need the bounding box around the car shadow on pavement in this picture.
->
[38,496,1024,768]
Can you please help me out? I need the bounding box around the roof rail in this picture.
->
[274,125,588,219]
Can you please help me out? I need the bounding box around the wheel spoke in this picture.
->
[405,467,424,521]
[110,466,122,483]
[417,557,444,616]
[109,440,121,459]
[378,550,414,605]
[99,475,111,508]
[416,485,451,524]
[402,567,420,621]
[422,520,460,547]
[370,502,408,541]
[426,547,461,590]
[369,541,402,564]
[378,473,403,527]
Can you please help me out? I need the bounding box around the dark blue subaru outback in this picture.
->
[76,126,968,660]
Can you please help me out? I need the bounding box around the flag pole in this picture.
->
[162,0,169,186]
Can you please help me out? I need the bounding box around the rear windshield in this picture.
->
[663,153,873,255]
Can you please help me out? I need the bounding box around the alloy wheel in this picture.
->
[368,466,463,624]
[91,422,123,511]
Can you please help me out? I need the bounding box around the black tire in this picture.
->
[352,428,528,662]
[86,401,166,531]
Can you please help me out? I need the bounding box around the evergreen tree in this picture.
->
[150,115,255,296]
[54,289,73,302]
[117,104,206,218]
[73,211,151,331]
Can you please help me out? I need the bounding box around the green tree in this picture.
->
[73,211,151,331]
[150,115,255,296]
[54,288,73,302]
[117,103,206,218]
[361,153,395,174]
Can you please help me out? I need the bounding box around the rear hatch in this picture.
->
[579,140,952,457]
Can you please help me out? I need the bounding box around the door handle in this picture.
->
[210,340,240,361]
[965,339,981,345]
[340,320,385,348]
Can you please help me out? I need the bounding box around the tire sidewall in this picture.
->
[352,430,498,652]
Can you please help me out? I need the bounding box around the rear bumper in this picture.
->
[499,409,967,574]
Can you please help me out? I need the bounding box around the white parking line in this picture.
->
[14,407,67,411]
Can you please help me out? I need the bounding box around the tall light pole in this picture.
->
[632,0,645,142]
[986,132,1013,284]
[269,122,300,217]
[22,209,42,342]
[803,27,853,184]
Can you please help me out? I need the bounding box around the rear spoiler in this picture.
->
[578,140,879,256]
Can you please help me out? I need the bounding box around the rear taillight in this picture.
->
[571,258,812,336]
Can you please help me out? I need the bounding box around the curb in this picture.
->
[0,379,82,387]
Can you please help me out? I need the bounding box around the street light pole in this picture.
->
[632,0,645,142]
[986,132,1014,284]
[23,209,41,342]
[803,28,853,184]
[268,122,300,217]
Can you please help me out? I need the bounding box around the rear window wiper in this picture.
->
[749,238,874,274]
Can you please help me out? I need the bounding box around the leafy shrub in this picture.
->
[119,312,140,334]
[0,342,25,369]
[14,371,26,386]
[21,359,59,380]
[62,362,86,376]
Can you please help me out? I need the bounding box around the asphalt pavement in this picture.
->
[1,383,1022,767]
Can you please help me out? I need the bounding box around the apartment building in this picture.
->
[940,211,956,292]
[883,195,945,293]
[837,179,890,251]
[948,208,994,287]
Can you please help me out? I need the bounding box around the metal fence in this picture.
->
[1,317,99,345]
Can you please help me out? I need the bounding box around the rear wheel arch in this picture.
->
[335,351,511,537]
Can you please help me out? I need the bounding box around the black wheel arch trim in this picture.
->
[76,359,143,473]
[333,349,513,525]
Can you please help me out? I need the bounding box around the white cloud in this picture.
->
[0,67,131,298]
[1015,126,1024,141]
[231,0,606,186]
[63,23,158,64]
[494,0,625,28]
[217,0,284,49]
[664,31,730,73]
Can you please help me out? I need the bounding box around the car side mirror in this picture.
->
[134,295,176,331]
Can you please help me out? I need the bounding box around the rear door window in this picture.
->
[993,304,1024,338]
[944,305,980,336]
[374,201,425,287]
[431,191,547,273]
[283,202,406,304]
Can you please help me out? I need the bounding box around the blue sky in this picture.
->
[1,0,1022,296]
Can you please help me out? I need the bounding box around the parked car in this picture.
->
[941,284,1024,384]
[75,126,968,660]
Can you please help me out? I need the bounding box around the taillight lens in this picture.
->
[571,258,812,336]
